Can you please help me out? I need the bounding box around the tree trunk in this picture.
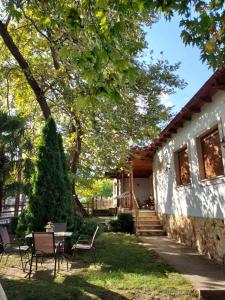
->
[14,160,22,217]
[0,146,5,215]
[0,21,51,120]
[70,115,88,217]
[0,181,3,215]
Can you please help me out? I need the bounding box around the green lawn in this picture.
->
[0,233,198,300]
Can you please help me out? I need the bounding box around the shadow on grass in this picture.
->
[0,233,179,300]
[0,273,128,300]
[72,233,174,278]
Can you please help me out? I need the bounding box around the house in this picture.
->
[112,68,225,263]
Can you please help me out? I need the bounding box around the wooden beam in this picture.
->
[158,137,167,143]
[182,114,192,121]
[200,96,212,103]
[163,133,171,138]
[190,106,201,113]
[174,121,183,128]
[216,83,225,90]
[169,128,177,134]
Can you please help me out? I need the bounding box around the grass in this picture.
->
[0,233,198,300]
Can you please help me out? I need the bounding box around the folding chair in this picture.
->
[0,227,29,272]
[72,226,99,264]
[28,232,59,279]
[53,222,67,250]
[53,223,68,270]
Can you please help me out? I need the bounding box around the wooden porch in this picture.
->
[111,151,165,236]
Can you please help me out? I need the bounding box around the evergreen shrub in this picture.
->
[17,117,73,233]
[109,213,134,233]
[16,207,33,237]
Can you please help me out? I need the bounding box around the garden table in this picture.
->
[25,232,73,238]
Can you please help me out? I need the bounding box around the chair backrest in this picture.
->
[33,232,55,255]
[90,226,99,247]
[0,283,7,300]
[53,223,67,232]
[0,227,10,248]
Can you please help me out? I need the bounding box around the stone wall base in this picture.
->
[159,213,225,263]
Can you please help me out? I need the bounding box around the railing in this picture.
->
[82,198,115,216]
[0,204,24,224]
[132,191,139,232]
[116,191,130,209]
[120,196,130,208]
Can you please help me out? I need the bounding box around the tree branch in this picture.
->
[70,112,82,174]
[0,20,51,120]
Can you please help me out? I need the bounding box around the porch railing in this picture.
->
[132,191,139,231]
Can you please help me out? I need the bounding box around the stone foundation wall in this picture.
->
[159,213,225,263]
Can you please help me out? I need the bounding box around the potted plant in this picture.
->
[45,221,55,232]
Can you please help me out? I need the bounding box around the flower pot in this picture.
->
[46,227,54,232]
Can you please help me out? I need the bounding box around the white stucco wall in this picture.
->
[153,91,225,219]
[133,177,153,205]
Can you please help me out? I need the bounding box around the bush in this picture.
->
[9,217,19,234]
[109,219,120,232]
[118,213,134,233]
[109,213,134,233]
[16,207,33,237]
[68,216,102,250]
[80,218,100,237]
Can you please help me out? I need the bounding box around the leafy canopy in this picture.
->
[0,0,186,184]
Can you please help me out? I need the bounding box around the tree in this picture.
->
[0,1,186,214]
[77,178,113,202]
[141,0,225,68]
[0,110,25,213]
[29,117,73,231]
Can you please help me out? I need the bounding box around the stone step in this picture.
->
[138,209,157,213]
[136,229,166,236]
[136,224,163,230]
[137,211,157,217]
[134,217,160,222]
[134,214,159,219]
[136,220,161,225]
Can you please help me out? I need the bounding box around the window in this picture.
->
[175,146,191,186]
[200,127,224,179]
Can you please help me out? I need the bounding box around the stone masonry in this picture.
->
[159,213,225,263]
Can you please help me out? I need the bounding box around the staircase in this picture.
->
[134,210,165,236]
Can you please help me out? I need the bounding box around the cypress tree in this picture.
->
[29,117,73,231]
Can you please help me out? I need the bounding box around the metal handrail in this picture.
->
[132,191,139,233]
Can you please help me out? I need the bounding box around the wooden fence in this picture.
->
[82,198,115,216]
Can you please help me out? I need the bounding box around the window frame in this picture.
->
[196,125,225,181]
[174,145,191,187]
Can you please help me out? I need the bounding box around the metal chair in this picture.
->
[53,222,67,250]
[0,226,30,271]
[28,232,60,279]
[53,223,68,270]
[72,226,99,264]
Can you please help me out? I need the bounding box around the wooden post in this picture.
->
[116,178,120,208]
[121,171,124,193]
[87,202,90,216]
[128,172,132,210]
[91,197,94,215]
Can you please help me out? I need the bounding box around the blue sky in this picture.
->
[142,14,213,113]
